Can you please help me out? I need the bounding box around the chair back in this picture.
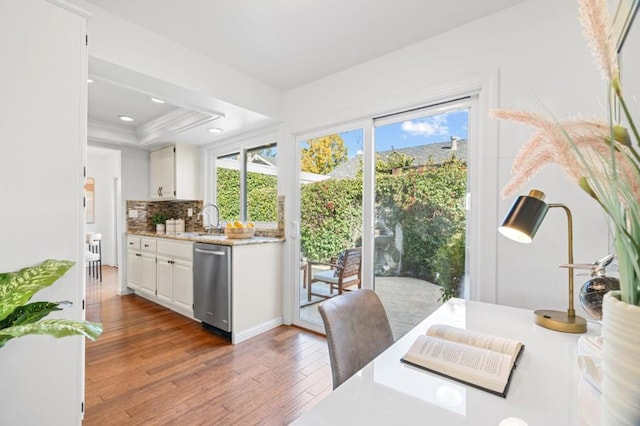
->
[318,289,394,389]
[336,247,361,280]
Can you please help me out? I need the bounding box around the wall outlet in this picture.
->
[128,209,138,219]
[187,208,193,217]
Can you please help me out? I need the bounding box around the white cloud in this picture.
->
[401,116,449,137]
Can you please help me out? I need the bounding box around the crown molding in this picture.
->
[47,0,91,18]
[88,119,139,146]
[137,109,220,146]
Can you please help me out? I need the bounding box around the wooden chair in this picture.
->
[318,289,394,389]
[307,247,362,302]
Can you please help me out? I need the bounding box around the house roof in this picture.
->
[328,139,468,179]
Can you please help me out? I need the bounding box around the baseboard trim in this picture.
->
[232,317,283,344]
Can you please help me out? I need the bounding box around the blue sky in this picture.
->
[340,109,469,158]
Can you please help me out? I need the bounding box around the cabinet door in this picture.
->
[173,259,193,312]
[127,250,142,290]
[150,146,175,199]
[140,252,157,299]
[156,254,174,304]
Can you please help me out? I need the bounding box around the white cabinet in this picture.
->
[127,236,157,295]
[126,236,142,290]
[127,235,194,318]
[139,239,157,299]
[150,144,201,200]
[156,254,173,304]
[173,259,194,313]
[156,239,194,316]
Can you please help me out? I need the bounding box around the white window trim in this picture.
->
[204,128,279,223]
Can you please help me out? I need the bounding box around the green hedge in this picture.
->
[216,168,278,222]
[300,178,363,262]
[300,156,467,299]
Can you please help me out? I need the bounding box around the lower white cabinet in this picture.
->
[139,239,157,299]
[126,235,193,318]
[126,236,142,290]
[172,259,193,312]
[155,239,194,317]
[156,254,173,304]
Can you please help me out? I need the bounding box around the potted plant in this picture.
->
[0,259,102,348]
[151,212,167,234]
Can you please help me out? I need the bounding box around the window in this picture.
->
[214,142,278,226]
[246,144,278,224]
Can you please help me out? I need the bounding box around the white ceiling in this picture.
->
[85,0,527,147]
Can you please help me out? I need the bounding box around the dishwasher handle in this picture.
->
[195,248,226,256]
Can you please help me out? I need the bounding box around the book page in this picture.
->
[426,324,522,358]
[403,335,513,393]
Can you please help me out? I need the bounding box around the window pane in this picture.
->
[298,129,363,324]
[216,152,240,222]
[374,107,469,337]
[246,143,278,224]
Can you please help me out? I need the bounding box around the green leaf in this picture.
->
[0,319,103,348]
[0,301,63,329]
[0,259,74,322]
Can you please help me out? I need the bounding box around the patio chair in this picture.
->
[307,247,362,302]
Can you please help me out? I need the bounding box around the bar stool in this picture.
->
[86,233,102,282]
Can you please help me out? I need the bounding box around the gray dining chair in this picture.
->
[318,289,394,389]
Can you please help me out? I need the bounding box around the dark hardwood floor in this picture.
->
[85,266,331,425]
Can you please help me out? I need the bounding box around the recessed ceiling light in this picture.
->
[87,78,94,83]
[208,127,223,134]
[149,97,165,104]
[118,115,134,122]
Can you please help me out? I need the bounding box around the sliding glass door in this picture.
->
[372,101,470,338]
[294,99,472,338]
[296,127,365,326]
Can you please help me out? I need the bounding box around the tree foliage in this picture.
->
[375,151,415,174]
[300,134,348,175]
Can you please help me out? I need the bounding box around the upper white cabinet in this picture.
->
[150,144,201,200]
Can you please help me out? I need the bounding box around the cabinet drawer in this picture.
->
[127,236,141,251]
[141,238,157,253]
[157,240,193,260]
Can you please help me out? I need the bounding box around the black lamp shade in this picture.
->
[499,192,549,243]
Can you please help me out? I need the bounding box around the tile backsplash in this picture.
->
[127,200,204,233]
[126,197,285,237]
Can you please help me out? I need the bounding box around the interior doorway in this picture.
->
[86,146,123,287]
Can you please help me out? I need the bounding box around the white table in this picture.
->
[292,298,602,426]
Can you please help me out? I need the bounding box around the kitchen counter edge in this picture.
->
[127,231,285,246]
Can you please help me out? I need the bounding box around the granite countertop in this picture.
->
[127,231,285,246]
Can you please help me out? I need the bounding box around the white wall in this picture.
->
[282,0,610,315]
[0,1,87,424]
[87,149,119,266]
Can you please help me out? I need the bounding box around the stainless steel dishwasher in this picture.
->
[193,243,231,336]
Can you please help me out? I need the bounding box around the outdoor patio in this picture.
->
[300,276,443,340]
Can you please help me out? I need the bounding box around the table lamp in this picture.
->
[499,189,587,333]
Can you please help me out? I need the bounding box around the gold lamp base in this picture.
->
[534,310,587,333]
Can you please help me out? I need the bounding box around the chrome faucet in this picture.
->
[197,203,220,234]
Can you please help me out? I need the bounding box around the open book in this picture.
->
[401,324,524,397]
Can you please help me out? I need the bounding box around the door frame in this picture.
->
[285,72,499,330]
